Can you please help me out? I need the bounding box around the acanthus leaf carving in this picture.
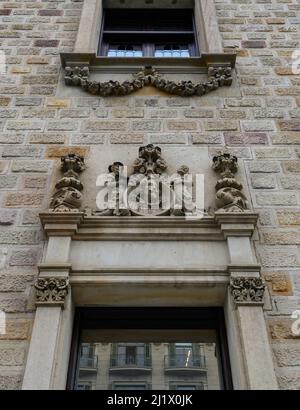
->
[213,152,249,213]
[230,277,265,305]
[49,153,85,213]
[35,278,69,307]
[64,65,233,98]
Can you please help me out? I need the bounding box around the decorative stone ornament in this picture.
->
[230,277,265,306]
[213,152,249,213]
[50,154,85,213]
[35,278,70,307]
[64,65,233,97]
[95,144,198,217]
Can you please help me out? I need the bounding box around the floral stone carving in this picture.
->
[213,152,249,213]
[64,65,233,97]
[35,278,69,307]
[230,277,265,305]
[50,154,85,213]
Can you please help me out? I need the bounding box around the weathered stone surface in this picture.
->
[5,193,44,207]
[0,320,31,341]
[10,249,41,266]
[0,175,18,189]
[0,273,34,292]
[251,174,276,189]
[277,211,300,226]
[264,273,293,296]
[256,193,297,206]
[0,230,39,245]
[259,246,300,267]
[0,210,17,226]
[45,146,89,159]
[269,319,300,341]
[12,160,50,173]
[277,369,300,390]
[0,344,26,366]
[0,374,22,390]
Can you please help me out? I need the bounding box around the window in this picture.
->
[68,308,232,391]
[99,9,198,57]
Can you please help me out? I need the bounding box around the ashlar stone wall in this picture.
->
[0,0,299,390]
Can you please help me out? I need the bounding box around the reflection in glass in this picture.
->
[75,331,222,390]
[107,45,143,57]
[155,45,190,58]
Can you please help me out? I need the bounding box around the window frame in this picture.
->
[71,0,224,56]
[98,8,200,58]
[66,307,233,391]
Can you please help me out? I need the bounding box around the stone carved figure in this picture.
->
[50,154,85,213]
[35,278,69,306]
[172,166,195,216]
[213,152,249,213]
[64,65,233,98]
[96,162,130,216]
[230,277,265,305]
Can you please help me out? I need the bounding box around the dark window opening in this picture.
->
[99,9,199,57]
[67,308,232,390]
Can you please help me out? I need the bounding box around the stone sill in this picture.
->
[60,53,237,72]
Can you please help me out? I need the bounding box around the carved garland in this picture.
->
[64,65,233,97]
[230,277,265,306]
[35,278,69,307]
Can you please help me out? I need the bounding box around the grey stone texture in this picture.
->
[0,0,299,390]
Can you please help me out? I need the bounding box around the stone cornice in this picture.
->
[39,213,260,240]
[214,212,259,238]
[39,212,85,237]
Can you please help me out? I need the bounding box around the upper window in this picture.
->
[99,9,199,57]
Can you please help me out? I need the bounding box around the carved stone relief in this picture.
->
[213,152,249,213]
[50,154,85,213]
[35,278,69,307]
[94,144,198,217]
[64,65,233,97]
[230,277,265,306]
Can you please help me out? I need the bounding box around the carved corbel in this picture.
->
[213,152,249,213]
[35,278,70,308]
[230,277,265,306]
[50,154,85,213]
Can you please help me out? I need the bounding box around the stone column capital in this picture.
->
[230,276,265,307]
[35,277,70,308]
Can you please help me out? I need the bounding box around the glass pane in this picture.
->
[107,45,143,57]
[155,45,190,58]
[74,330,222,390]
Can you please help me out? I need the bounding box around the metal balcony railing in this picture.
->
[79,355,98,370]
[165,354,206,370]
[110,354,152,368]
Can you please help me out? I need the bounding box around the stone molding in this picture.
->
[35,278,70,308]
[64,65,233,97]
[230,277,265,306]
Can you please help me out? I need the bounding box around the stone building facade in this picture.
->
[0,0,299,390]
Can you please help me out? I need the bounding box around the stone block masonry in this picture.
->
[0,0,298,390]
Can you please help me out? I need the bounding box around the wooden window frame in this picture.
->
[98,8,199,57]
[66,307,233,391]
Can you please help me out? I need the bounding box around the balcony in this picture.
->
[79,355,98,371]
[164,354,206,375]
[110,354,152,374]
